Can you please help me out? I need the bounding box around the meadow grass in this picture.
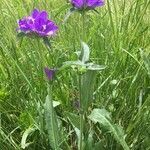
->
[0,0,150,149]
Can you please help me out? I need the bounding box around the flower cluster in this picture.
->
[18,9,58,37]
[71,0,104,10]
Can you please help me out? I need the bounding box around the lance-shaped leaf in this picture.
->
[62,60,85,68]
[65,112,83,149]
[80,70,97,111]
[79,42,90,63]
[65,112,80,129]
[87,63,106,71]
[21,127,37,149]
[140,49,150,76]
[44,94,60,149]
[88,109,130,150]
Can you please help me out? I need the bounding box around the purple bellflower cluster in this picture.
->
[18,9,58,37]
[71,0,104,10]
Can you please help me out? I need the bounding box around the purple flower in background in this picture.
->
[71,0,104,10]
[44,67,56,80]
[17,9,58,37]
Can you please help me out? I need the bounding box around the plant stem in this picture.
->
[82,10,86,42]
[79,112,84,150]
[79,10,87,150]
[44,40,56,67]
[79,74,84,150]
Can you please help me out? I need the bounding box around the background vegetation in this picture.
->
[0,0,150,149]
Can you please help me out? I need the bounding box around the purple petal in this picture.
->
[34,18,45,31]
[87,0,104,8]
[32,9,40,18]
[35,20,58,37]
[18,18,31,31]
[39,11,48,21]
[71,0,84,9]
[44,20,58,35]
[18,17,35,32]
[44,67,56,80]
[71,0,104,9]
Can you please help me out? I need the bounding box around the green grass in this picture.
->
[0,0,150,149]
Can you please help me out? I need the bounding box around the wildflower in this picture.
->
[71,0,104,10]
[44,67,56,80]
[17,9,58,37]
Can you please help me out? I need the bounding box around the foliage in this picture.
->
[0,0,150,149]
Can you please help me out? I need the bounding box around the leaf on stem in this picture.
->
[88,109,130,150]
[21,127,37,149]
[80,42,90,63]
[44,95,60,149]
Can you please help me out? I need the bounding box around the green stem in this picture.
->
[44,41,56,67]
[37,39,45,66]
[79,112,84,150]
[82,11,86,42]
[79,10,87,150]
[79,74,84,150]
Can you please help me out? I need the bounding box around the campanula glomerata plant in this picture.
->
[16,3,130,150]
[1,0,148,149]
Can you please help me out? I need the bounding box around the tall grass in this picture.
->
[0,0,150,149]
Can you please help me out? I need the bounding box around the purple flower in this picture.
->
[71,0,104,10]
[17,9,58,37]
[44,67,56,80]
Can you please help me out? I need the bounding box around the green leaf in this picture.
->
[44,94,60,149]
[74,127,81,149]
[80,42,90,63]
[88,109,130,150]
[65,112,84,149]
[65,112,80,129]
[94,141,105,150]
[45,95,61,107]
[19,111,34,130]
[62,60,85,68]
[21,127,37,149]
[84,131,94,150]
[87,63,106,71]
[140,49,150,76]
[81,70,97,111]
[65,112,81,149]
